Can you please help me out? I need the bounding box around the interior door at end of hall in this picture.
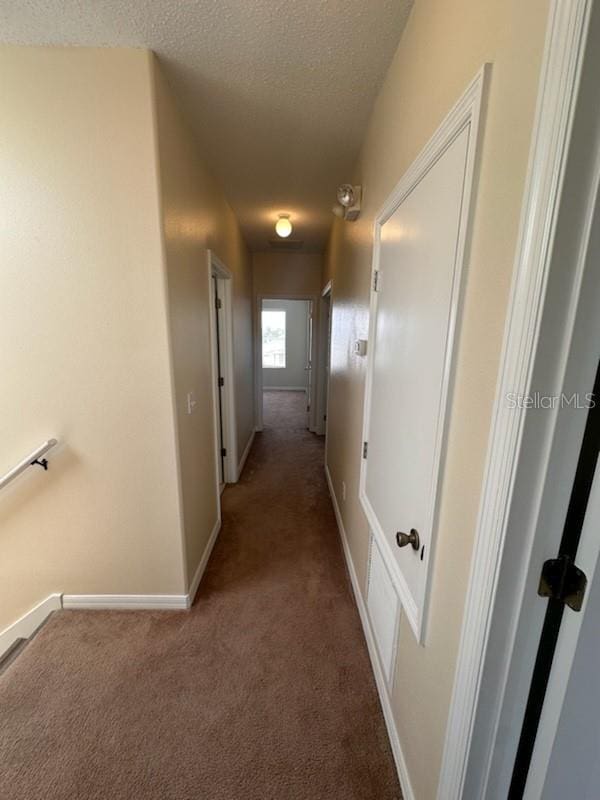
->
[364,125,471,624]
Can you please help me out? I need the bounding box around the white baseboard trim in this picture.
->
[262,386,307,392]
[62,594,189,610]
[63,517,223,614]
[187,516,221,606]
[236,428,256,480]
[4,519,222,635]
[0,593,62,661]
[325,464,415,800]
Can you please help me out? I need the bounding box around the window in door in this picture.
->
[262,310,286,368]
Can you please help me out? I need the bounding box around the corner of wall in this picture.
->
[146,50,190,594]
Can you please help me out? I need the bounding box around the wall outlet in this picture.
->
[187,391,198,415]
[342,480,347,502]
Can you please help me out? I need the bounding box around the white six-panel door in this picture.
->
[360,68,487,642]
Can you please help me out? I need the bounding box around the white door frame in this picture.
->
[254,293,319,432]
[437,2,595,797]
[208,250,238,484]
[315,280,333,437]
[359,65,488,645]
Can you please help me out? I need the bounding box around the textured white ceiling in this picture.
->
[0,0,412,252]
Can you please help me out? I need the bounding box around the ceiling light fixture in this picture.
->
[334,184,362,221]
[275,214,292,238]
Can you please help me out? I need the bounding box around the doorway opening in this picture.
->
[208,251,237,489]
[257,297,315,431]
[316,281,332,439]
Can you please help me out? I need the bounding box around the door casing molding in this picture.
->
[316,281,333,438]
[254,293,319,432]
[208,251,238,484]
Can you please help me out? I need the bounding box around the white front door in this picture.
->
[360,74,486,642]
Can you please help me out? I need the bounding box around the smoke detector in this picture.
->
[333,184,362,221]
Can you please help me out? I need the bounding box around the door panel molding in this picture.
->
[359,64,489,644]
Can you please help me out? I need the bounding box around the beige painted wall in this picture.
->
[0,46,253,632]
[152,58,254,583]
[253,252,323,297]
[322,0,551,797]
[0,47,186,630]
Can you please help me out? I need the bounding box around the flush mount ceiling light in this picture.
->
[275,214,292,238]
[334,184,362,221]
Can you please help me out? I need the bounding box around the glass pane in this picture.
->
[262,310,286,368]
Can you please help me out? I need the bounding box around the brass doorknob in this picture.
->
[396,528,420,551]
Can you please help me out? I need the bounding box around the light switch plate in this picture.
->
[187,391,198,414]
[353,339,368,357]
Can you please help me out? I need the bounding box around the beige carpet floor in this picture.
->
[263,388,308,429]
[0,393,401,800]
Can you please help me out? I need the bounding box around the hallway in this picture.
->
[0,395,401,800]
[263,388,308,429]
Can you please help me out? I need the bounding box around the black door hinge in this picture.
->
[373,270,380,292]
[363,441,368,459]
[221,447,227,458]
[218,377,224,387]
[215,297,222,310]
[538,554,587,612]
